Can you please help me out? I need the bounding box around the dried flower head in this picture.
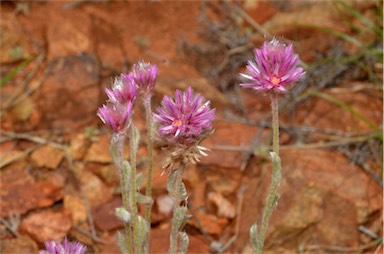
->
[39,238,87,254]
[97,101,133,133]
[154,86,215,144]
[132,61,158,96]
[240,38,305,93]
[105,73,137,104]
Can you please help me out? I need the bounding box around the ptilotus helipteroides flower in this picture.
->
[132,61,158,97]
[105,73,137,104]
[154,86,215,146]
[240,38,305,93]
[97,101,133,134]
[39,238,87,254]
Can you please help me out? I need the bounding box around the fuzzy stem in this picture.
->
[129,125,139,253]
[168,164,185,254]
[255,92,282,254]
[271,92,279,156]
[111,134,133,254]
[143,96,154,251]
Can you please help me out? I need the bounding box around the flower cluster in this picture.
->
[39,238,87,254]
[240,38,305,93]
[98,62,158,133]
[154,87,215,145]
[132,61,158,98]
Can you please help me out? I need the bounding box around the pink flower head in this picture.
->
[132,61,158,96]
[240,38,305,93]
[105,74,136,104]
[154,87,215,145]
[97,101,133,133]
[39,238,87,254]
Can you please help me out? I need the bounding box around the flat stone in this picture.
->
[69,134,89,161]
[208,192,236,219]
[0,168,64,217]
[64,195,87,225]
[92,196,123,231]
[1,236,38,254]
[77,170,113,207]
[36,54,100,130]
[31,145,64,169]
[20,209,72,243]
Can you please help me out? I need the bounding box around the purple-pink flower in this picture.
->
[39,238,87,254]
[240,38,305,93]
[154,87,215,145]
[132,61,158,96]
[97,101,133,133]
[105,74,137,104]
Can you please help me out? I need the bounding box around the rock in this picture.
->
[316,192,358,246]
[46,7,91,60]
[95,164,120,186]
[207,192,236,219]
[294,89,382,133]
[85,135,130,163]
[64,195,87,225]
[0,168,63,217]
[1,236,38,254]
[262,2,346,35]
[36,54,100,130]
[69,134,89,161]
[92,196,123,231]
[191,181,206,210]
[31,145,64,169]
[0,12,33,63]
[68,223,94,247]
[77,170,113,207]
[200,121,260,169]
[190,211,228,236]
[20,209,72,243]
[235,148,382,252]
[10,97,35,122]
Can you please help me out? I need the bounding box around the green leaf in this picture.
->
[1,58,32,87]
[136,192,153,205]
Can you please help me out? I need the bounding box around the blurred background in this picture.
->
[0,0,382,253]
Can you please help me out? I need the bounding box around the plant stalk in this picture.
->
[169,163,185,254]
[111,134,133,254]
[255,92,282,254]
[143,96,154,251]
[129,125,139,253]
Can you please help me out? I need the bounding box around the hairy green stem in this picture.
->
[143,96,154,251]
[169,164,185,254]
[111,134,133,254]
[129,125,139,253]
[254,92,282,254]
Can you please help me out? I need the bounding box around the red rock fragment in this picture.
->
[0,168,63,217]
[20,209,72,243]
[31,145,64,169]
[208,192,236,219]
[1,236,38,254]
[92,196,123,231]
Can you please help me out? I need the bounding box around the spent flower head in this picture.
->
[39,238,87,254]
[240,38,305,93]
[132,61,158,96]
[154,86,215,145]
[97,101,133,133]
[105,73,137,104]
